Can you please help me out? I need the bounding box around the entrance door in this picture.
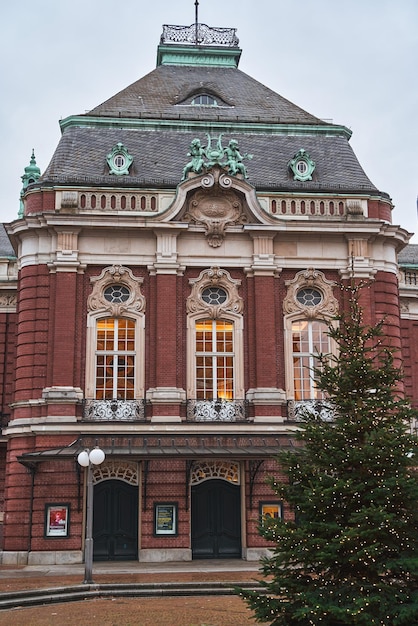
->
[191,479,241,558]
[93,480,138,561]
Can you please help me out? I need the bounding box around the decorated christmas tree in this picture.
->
[240,285,418,625]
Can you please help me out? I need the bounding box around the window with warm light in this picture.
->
[195,319,235,400]
[95,318,136,400]
[292,320,330,401]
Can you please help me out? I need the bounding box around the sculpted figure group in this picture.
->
[182,133,252,180]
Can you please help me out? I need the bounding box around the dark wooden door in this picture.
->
[93,480,138,561]
[191,479,241,558]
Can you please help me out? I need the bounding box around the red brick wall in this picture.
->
[14,266,50,406]
[246,275,280,389]
[141,459,189,550]
[0,311,16,421]
[400,318,418,408]
[245,457,290,549]
[24,191,55,215]
[3,435,82,552]
[368,198,392,223]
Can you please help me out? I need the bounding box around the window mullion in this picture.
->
[112,319,119,398]
[212,321,217,398]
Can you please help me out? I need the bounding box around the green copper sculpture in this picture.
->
[182,133,252,180]
[288,148,315,182]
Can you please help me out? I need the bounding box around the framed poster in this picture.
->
[154,502,177,536]
[45,503,70,537]
[259,501,283,523]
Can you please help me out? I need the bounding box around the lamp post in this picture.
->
[77,447,105,584]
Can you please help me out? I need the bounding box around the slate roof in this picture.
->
[398,244,418,265]
[41,126,377,194]
[87,65,325,125]
[0,224,15,257]
[39,43,381,196]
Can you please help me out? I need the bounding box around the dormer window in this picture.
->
[288,148,315,182]
[191,94,218,106]
[106,142,133,176]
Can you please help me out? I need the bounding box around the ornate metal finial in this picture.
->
[194,0,199,44]
[182,134,252,180]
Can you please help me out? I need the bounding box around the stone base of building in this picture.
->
[0,550,83,566]
[243,547,272,561]
[138,548,192,562]
[0,547,270,564]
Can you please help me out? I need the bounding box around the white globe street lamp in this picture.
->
[77,447,105,584]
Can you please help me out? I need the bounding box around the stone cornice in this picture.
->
[59,115,352,140]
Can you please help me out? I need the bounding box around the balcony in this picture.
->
[287,399,334,422]
[83,399,146,422]
[187,399,249,422]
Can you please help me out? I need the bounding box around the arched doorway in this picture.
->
[93,479,138,561]
[91,461,140,561]
[190,461,241,559]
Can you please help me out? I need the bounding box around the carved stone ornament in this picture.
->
[184,168,247,247]
[0,293,17,309]
[283,268,338,319]
[88,265,145,317]
[186,266,243,319]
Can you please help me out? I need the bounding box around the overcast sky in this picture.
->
[1,1,417,241]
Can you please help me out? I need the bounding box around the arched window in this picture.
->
[291,319,330,400]
[95,317,136,400]
[186,267,244,402]
[283,268,338,403]
[191,94,218,106]
[85,266,146,402]
[195,319,235,400]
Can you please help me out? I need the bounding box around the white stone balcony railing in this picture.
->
[399,269,418,288]
[186,399,249,422]
[57,190,367,220]
[258,196,367,219]
[57,190,175,213]
[83,399,146,422]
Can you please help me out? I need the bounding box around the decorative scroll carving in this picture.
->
[346,200,364,216]
[187,399,248,422]
[83,399,145,422]
[88,265,145,317]
[161,24,239,47]
[283,268,338,318]
[190,460,240,485]
[187,266,243,318]
[287,399,335,422]
[0,293,17,309]
[93,460,139,485]
[184,168,247,247]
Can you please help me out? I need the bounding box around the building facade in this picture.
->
[0,22,417,565]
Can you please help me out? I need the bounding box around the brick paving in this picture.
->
[0,561,263,625]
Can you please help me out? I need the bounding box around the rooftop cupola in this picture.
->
[19,149,41,217]
[157,23,242,68]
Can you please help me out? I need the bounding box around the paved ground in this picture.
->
[0,560,263,625]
